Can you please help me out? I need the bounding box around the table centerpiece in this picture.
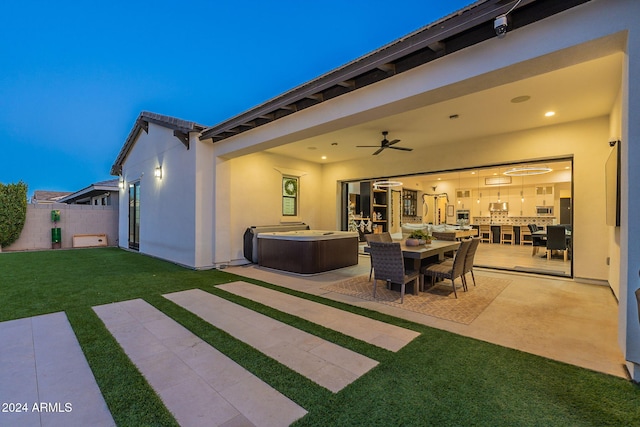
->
[406,229,432,246]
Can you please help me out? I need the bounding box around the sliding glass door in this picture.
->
[128,182,140,250]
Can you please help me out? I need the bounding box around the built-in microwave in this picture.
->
[456,210,470,221]
[536,206,554,216]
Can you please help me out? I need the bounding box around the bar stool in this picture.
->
[479,225,492,243]
[520,226,532,245]
[500,225,514,244]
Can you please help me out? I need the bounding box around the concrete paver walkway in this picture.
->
[216,281,420,352]
[0,312,115,427]
[165,289,379,393]
[94,299,307,427]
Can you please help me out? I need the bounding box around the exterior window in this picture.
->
[282,176,298,216]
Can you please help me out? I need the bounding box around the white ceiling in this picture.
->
[266,53,622,170]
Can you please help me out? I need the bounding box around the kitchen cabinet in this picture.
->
[471,189,492,218]
[536,185,554,206]
[521,186,537,216]
[455,188,472,210]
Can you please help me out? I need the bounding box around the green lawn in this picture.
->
[1,247,640,426]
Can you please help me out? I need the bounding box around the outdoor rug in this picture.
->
[322,275,510,325]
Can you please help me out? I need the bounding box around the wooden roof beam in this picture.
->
[377,63,396,74]
[336,80,355,89]
[136,118,149,133]
[173,130,190,149]
[305,94,323,102]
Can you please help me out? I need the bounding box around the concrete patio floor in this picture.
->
[225,254,626,379]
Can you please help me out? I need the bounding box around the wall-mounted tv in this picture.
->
[605,141,620,226]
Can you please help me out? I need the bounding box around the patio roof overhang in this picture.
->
[199,0,591,144]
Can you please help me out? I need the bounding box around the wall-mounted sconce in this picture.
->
[154,166,162,179]
[119,176,125,189]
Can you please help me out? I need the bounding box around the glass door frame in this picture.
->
[128,181,140,250]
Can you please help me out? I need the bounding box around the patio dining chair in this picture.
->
[461,237,480,288]
[436,237,480,289]
[546,225,569,261]
[368,241,419,304]
[421,238,472,298]
[528,224,545,256]
[365,232,393,281]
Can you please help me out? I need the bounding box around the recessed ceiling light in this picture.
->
[545,111,556,117]
[511,95,531,103]
[321,156,327,160]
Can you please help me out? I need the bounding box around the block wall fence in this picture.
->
[1,203,118,252]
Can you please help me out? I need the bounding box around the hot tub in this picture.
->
[257,230,359,274]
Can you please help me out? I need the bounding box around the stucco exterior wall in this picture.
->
[117,122,200,268]
[619,0,640,379]
[609,87,623,299]
[222,151,323,264]
[3,203,117,251]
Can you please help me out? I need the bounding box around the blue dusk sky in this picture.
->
[0,0,473,197]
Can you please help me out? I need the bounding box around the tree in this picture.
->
[0,181,28,248]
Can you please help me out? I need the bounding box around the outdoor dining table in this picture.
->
[364,240,461,295]
[532,229,573,245]
[532,229,572,238]
[532,228,572,258]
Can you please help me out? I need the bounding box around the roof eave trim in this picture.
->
[111,111,206,176]
[199,0,539,141]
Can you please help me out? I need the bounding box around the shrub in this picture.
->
[0,181,28,248]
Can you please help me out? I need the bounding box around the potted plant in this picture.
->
[406,229,432,246]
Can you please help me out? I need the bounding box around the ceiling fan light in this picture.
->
[503,166,552,176]
[373,180,403,189]
[356,131,412,155]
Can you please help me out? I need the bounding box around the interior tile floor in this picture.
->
[473,240,572,276]
[225,254,626,379]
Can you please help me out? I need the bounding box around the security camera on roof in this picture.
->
[494,15,508,38]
